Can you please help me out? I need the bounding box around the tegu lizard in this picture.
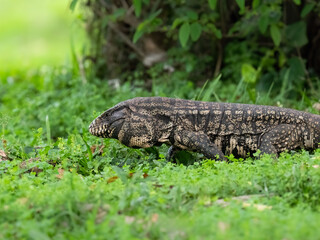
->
[89,97,320,160]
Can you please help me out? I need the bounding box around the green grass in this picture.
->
[1,135,320,239]
[1,65,320,239]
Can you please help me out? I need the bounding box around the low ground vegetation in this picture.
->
[1,67,320,239]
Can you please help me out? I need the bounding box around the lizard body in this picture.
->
[89,97,320,160]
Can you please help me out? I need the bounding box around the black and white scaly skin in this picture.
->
[89,97,320,160]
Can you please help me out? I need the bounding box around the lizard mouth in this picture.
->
[89,117,125,137]
[89,121,108,137]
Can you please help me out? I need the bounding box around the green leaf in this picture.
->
[171,18,183,30]
[190,23,202,41]
[109,8,126,21]
[301,3,315,18]
[112,166,128,184]
[133,29,144,43]
[29,230,51,240]
[247,87,256,102]
[270,24,281,46]
[235,0,245,13]
[102,16,109,28]
[186,10,198,21]
[113,8,126,19]
[258,15,269,34]
[132,10,162,43]
[148,9,162,21]
[207,23,222,39]
[288,57,305,83]
[285,21,308,48]
[133,0,142,17]
[214,28,222,39]
[69,0,78,12]
[208,0,217,10]
[278,50,287,67]
[252,0,260,9]
[200,74,221,102]
[292,0,301,5]
[241,63,257,84]
[81,134,93,162]
[179,22,190,47]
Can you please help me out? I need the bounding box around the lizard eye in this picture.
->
[109,118,124,127]
[109,108,127,122]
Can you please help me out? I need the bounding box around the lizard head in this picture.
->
[89,102,129,139]
[89,97,173,148]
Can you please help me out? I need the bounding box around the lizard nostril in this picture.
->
[88,126,94,135]
[88,120,98,135]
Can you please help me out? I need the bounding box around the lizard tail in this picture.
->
[315,116,320,147]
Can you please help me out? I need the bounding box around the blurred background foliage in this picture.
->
[72,0,320,101]
[0,0,85,75]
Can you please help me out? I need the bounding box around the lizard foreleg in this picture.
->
[172,130,226,161]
